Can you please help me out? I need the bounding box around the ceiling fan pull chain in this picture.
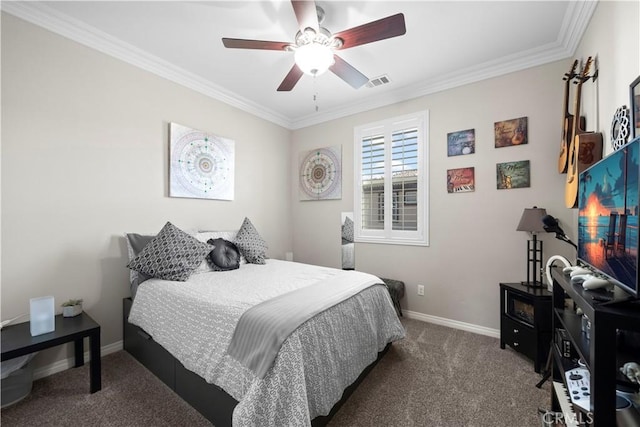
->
[314,75,319,112]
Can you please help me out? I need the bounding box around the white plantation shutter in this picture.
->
[361,134,385,230]
[354,111,429,246]
[391,127,418,231]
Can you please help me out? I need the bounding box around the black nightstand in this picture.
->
[1,312,101,393]
[499,282,552,373]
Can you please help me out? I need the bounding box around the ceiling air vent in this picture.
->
[366,74,391,88]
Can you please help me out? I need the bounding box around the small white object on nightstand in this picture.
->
[29,296,55,336]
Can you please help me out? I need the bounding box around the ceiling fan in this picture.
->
[222,1,406,92]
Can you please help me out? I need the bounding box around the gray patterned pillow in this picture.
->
[127,222,213,281]
[234,217,267,264]
[342,216,354,242]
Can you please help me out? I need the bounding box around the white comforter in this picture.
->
[128,259,405,426]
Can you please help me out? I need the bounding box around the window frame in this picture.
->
[353,111,429,246]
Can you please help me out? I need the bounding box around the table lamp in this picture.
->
[517,206,547,287]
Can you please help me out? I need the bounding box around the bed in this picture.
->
[123,220,404,426]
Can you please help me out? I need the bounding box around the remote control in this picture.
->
[564,367,591,412]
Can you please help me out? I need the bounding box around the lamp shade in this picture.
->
[516,207,547,233]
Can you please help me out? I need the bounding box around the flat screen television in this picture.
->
[577,138,639,298]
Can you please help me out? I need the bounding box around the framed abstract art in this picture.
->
[169,122,235,200]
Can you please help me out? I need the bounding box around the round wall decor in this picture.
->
[611,105,630,150]
[299,146,342,200]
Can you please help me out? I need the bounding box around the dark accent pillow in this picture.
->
[206,238,241,271]
[234,217,268,264]
[127,222,213,281]
[125,233,155,289]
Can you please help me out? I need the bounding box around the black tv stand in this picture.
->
[597,295,639,307]
[550,267,640,425]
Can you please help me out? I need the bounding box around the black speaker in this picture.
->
[556,328,577,360]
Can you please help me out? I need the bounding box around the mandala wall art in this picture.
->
[169,122,235,200]
[299,145,342,201]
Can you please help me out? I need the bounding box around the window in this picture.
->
[354,111,429,246]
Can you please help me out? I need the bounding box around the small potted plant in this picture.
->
[61,299,83,317]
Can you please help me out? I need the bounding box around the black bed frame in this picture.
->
[123,298,390,426]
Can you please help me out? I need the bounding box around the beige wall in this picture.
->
[1,14,292,368]
[574,0,640,159]
[1,1,638,370]
[290,0,639,330]
[291,62,574,329]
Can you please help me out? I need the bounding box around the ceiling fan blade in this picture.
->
[329,55,369,89]
[333,13,406,50]
[291,0,318,31]
[277,64,304,91]
[222,38,290,51]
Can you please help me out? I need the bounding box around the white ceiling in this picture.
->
[3,1,597,129]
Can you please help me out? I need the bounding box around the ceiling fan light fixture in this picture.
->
[294,42,335,76]
[222,2,406,92]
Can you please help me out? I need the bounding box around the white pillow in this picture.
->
[194,230,238,242]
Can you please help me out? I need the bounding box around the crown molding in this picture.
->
[2,1,597,131]
[290,42,569,129]
[289,0,598,129]
[560,0,599,55]
[0,1,294,129]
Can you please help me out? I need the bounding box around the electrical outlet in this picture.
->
[417,284,425,296]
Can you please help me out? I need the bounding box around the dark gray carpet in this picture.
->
[1,318,550,426]
[0,351,211,427]
[328,318,551,426]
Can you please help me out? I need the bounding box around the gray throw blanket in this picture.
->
[226,270,382,378]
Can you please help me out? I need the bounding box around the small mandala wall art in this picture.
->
[299,145,342,201]
[169,122,235,200]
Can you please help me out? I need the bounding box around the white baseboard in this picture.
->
[33,340,123,380]
[404,310,500,339]
[31,314,498,380]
